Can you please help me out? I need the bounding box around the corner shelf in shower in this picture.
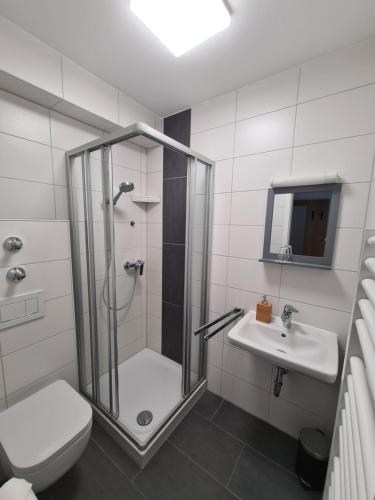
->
[131,195,161,203]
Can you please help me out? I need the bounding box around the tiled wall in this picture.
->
[145,145,163,353]
[0,83,158,408]
[162,110,191,363]
[191,38,375,438]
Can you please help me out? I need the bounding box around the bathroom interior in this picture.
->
[0,1,374,499]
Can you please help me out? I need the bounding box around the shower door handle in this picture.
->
[193,307,244,342]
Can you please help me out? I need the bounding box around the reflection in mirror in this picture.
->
[271,191,331,258]
[262,183,342,269]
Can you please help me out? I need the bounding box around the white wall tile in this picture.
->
[0,132,53,184]
[221,371,269,420]
[227,258,281,296]
[229,225,264,260]
[280,266,357,312]
[207,340,223,368]
[209,284,226,314]
[337,183,370,228]
[0,359,5,400]
[119,92,156,128]
[0,259,72,301]
[237,68,299,121]
[223,344,272,391]
[54,185,69,220]
[230,190,267,225]
[280,371,338,422]
[206,363,222,395]
[6,360,78,407]
[192,91,236,133]
[210,255,228,286]
[3,329,76,394]
[269,397,333,438]
[146,293,161,318]
[299,39,375,102]
[52,147,68,186]
[146,247,162,272]
[62,57,118,124]
[50,110,102,150]
[366,181,375,229]
[0,295,74,355]
[332,227,363,271]
[0,16,63,99]
[214,159,233,193]
[232,149,292,192]
[146,314,161,353]
[295,84,375,146]
[0,220,70,268]
[0,178,55,219]
[112,141,142,170]
[235,107,295,157]
[212,225,229,256]
[146,223,162,248]
[191,123,235,161]
[213,193,231,225]
[226,287,278,316]
[0,90,51,145]
[292,135,375,183]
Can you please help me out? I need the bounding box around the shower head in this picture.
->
[113,181,134,205]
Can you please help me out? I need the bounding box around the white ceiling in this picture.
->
[0,0,375,116]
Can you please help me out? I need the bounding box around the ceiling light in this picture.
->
[130,0,231,57]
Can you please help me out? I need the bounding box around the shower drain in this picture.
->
[137,410,153,426]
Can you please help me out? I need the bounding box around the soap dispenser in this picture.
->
[256,295,272,323]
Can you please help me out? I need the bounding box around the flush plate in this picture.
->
[0,290,44,330]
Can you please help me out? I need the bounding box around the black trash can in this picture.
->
[295,428,330,491]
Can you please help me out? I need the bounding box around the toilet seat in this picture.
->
[0,380,92,490]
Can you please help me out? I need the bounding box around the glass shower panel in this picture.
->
[188,159,211,391]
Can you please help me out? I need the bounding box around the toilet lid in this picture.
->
[0,380,92,472]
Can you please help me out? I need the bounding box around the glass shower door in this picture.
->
[184,158,212,394]
[68,146,119,418]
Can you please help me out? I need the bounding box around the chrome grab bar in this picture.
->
[193,307,244,342]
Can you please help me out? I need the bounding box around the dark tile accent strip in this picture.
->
[162,177,187,245]
[162,108,191,363]
[162,243,186,306]
[162,301,184,364]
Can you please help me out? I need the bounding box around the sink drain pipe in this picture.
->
[272,366,288,397]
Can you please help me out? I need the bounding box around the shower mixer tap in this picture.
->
[124,260,144,275]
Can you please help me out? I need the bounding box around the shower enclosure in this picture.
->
[65,122,223,465]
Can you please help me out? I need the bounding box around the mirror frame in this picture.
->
[260,183,342,269]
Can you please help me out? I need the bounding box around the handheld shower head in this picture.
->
[113,181,134,205]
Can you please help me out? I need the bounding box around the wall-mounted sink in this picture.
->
[228,311,338,384]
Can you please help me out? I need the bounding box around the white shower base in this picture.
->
[96,348,183,446]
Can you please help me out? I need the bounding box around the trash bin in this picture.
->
[295,428,330,491]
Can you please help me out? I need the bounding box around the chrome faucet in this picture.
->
[124,259,144,275]
[281,304,299,329]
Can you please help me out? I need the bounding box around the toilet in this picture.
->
[0,380,92,493]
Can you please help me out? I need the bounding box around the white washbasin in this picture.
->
[228,310,338,383]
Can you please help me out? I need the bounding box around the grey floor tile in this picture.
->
[193,390,223,420]
[229,446,322,500]
[169,411,243,485]
[91,422,140,480]
[213,401,298,472]
[135,441,238,500]
[44,440,144,500]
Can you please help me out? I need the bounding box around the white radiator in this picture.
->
[325,233,375,500]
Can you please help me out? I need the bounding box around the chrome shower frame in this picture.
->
[66,122,214,466]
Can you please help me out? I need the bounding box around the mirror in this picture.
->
[261,183,342,269]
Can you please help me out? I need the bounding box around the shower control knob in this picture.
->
[7,267,26,282]
[4,236,23,252]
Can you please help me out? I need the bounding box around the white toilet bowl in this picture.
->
[0,380,92,493]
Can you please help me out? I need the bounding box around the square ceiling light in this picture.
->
[130,0,231,57]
